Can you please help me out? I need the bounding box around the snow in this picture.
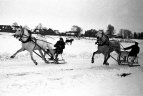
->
[0,33,143,96]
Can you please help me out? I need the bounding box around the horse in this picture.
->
[91,30,121,65]
[10,27,55,65]
[65,38,74,45]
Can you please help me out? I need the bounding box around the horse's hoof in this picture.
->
[45,61,50,64]
[103,63,109,65]
[91,60,94,63]
[49,58,54,60]
[35,62,38,65]
[56,62,60,64]
[54,60,59,64]
[91,58,94,63]
[118,61,121,65]
[10,56,14,58]
[55,61,59,64]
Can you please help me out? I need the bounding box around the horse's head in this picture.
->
[13,27,23,39]
[96,30,104,38]
[13,27,31,42]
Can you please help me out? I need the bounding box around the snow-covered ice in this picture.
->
[0,33,143,96]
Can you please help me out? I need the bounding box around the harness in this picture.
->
[19,28,32,43]
[96,33,109,46]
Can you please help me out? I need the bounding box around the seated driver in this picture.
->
[124,42,140,63]
[54,37,65,60]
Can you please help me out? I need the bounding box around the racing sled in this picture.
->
[119,50,140,66]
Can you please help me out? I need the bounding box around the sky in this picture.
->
[0,0,143,33]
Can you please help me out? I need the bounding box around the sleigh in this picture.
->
[119,50,139,66]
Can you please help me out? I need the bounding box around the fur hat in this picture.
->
[135,42,138,45]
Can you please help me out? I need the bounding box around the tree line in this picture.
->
[0,22,143,39]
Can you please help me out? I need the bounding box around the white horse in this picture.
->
[10,27,55,65]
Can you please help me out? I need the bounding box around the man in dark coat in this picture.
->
[54,37,65,60]
[124,42,140,57]
[124,42,140,64]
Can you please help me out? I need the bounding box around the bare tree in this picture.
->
[34,23,43,33]
[106,24,115,38]
[71,25,83,37]
[12,22,19,31]
[117,29,133,39]
[35,23,43,30]
[12,22,19,27]
[23,25,30,30]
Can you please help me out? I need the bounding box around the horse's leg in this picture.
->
[44,49,50,59]
[116,50,121,65]
[39,50,49,63]
[45,49,55,60]
[55,52,60,60]
[91,51,100,63]
[10,48,25,58]
[61,54,64,61]
[50,52,58,64]
[48,49,55,60]
[103,53,110,65]
[70,41,72,45]
[30,51,38,65]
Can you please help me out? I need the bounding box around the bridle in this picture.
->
[96,30,103,38]
[96,30,107,46]
[18,28,24,41]
[15,28,32,43]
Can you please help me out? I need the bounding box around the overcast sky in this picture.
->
[0,0,143,32]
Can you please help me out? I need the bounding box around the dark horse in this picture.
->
[91,30,121,65]
[65,38,74,45]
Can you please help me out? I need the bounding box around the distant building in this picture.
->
[65,31,76,36]
[0,25,15,32]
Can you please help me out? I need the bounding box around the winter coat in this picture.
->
[54,41,65,54]
[124,45,140,56]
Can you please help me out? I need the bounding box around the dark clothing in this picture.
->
[54,40,65,54]
[124,45,140,56]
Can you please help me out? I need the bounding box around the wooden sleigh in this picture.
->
[119,50,139,66]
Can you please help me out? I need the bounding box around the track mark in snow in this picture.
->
[117,73,132,77]
[61,69,74,71]
[7,72,41,77]
[48,77,63,80]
